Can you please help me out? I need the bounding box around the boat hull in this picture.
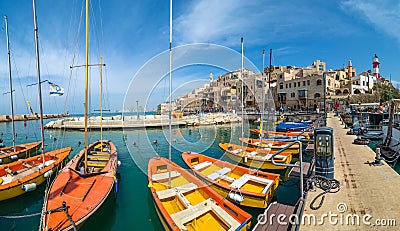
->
[0,141,41,165]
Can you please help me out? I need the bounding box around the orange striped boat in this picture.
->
[40,140,118,231]
[148,156,252,230]
[182,152,280,208]
[250,129,312,139]
[239,138,300,154]
[219,143,292,170]
[0,141,41,165]
[0,146,71,201]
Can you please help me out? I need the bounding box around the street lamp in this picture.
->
[323,73,327,126]
[136,100,139,120]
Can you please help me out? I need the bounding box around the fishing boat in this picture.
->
[0,147,71,201]
[239,138,300,154]
[148,156,252,230]
[276,121,313,132]
[0,141,41,164]
[181,152,280,208]
[1,16,41,165]
[219,143,292,170]
[40,0,118,230]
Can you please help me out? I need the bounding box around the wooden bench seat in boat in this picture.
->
[259,154,286,161]
[208,167,232,181]
[230,174,274,194]
[151,171,180,181]
[156,183,198,200]
[192,161,212,170]
[87,154,109,161]
[87,160,107,168]
[170,198,241,231]
[219,174,235,183]
[89,151,110,156]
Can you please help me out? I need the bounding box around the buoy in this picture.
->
[53,137,57,142]
[9,155,18,160]
[153,139,157,145]
[22,183,37,192]
[78,141,82,146]
[172,139,177,142]
[25,135,28,140]
[24,121,27,127]
[228,192,244,203]
[117,160,121,166]
[132,141,136,146]
[44,170,54,178]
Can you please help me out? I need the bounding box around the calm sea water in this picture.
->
[4,116,398,230]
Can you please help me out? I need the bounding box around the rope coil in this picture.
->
[306,175,340,210]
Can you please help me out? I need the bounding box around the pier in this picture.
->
[301,113,400,230]
[0,113,69,122]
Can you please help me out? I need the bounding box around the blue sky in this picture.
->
[0,0,399,114]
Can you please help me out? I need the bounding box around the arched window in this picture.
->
[280,83,284,89]
[314,93,321,98]
[328,79,331,86]
[343,89,349,94]
[335,90,342,95]
[317,79,322,85]
[354,89,361,94]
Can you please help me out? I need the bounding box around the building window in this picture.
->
[328,79,331,86]
[291,92,296,98]
[280,83,283,89]
[314,93,321,98]
[289,83,291,88]
[286,84,288,88]
[317,79,322,86]
[318,65,324,71]
[280,74,283,79]
[363,81,365,86]
[303,81,306,86]
[307,80,310,85]
[294,82,296,87]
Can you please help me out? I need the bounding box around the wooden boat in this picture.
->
[219,143,292,170]
[0,141,41,164]
[239,138,300,154]
[148,156,252,230]
[181,152,280,208]
[40,140,118,231]
[250,129,312,139]
[0,146,71,201]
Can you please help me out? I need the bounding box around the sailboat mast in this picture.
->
[260,49,265,144]
[32,0,45,157]
[4,16,16,152]
[84,0,89,171]
[168,0,173,188]
[241,37,244,149]
[100,56,103,142]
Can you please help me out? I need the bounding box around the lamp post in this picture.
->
[323,73,327,126]
[136,100,139,120]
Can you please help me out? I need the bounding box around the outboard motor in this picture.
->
[314,127,334,178]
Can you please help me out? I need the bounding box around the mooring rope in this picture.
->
[0,212,41,219]
[306,175,340,210]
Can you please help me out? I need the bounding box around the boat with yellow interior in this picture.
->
[181,152,280,208]
[219,143,292,170]
[239,138,300,154]
[0,141,41,165]
[148,156,252,231]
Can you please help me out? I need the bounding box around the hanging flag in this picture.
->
[48,82,64,96]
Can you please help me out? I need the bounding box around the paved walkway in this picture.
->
[301,113,400,230]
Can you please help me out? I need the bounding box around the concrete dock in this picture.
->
[0,113,69,122]
[301,113,400,230]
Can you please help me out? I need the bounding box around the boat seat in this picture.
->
[232,149,242,154]
[230,174,274,194]
[208,167,232,181]
[151,171,180,181]
[88,154,109,161]
[248,151,258,157]
[192,161,212,170]
[261,154,286,161]
[219,174,235,183]
[170,198,240,231]
[1,175,13,185]
[156,183,198,200]
[87,160,107,168]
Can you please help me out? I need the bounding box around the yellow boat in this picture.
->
[148,156,252,231]
[0,141,41,165]
[239,138,300,154]
[182,152,280,208]
[219,143,292,170]
[0,147,71,201]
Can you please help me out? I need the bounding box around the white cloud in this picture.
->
[341,0,400,44]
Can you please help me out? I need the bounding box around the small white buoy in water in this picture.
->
[172,139,176,142]
[118,160,122,166]
[132,141,136,146]
[153,139,157,145]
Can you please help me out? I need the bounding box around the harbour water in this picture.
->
[0,115,398,230]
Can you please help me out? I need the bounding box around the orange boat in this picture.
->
[40,140,118,231]
[0,146,71,201]
[182,152,280,208]
[239,138,300,154]
[148,156,252,230]
[250,129,312,139]
[219,143,292,170]
[0,141,41,165]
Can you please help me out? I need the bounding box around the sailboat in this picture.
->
[149,1,251,230]
[0,14,71,201]
[40,1,118,230]
[0,15,41,165]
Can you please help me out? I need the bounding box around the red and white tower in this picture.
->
[372,54,380,79]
